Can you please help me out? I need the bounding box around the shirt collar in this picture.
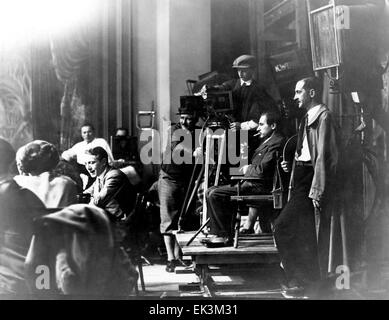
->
[97,167,108,180]
[83,138,96,145]
[240,79,252,87]
[262,131,274,145]
[306,104,321,123]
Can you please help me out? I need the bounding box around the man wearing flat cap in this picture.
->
[203,54,277,131]
[200,54,278,158]
[158,96,202,273]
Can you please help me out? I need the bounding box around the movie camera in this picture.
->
[181,90,234,129]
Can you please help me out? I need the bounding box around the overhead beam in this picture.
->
[264,0,294,29]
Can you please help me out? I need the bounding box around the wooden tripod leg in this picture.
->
[186,218,211,246]
[184,166,205,215]
[233,182,242,249]
[177,157,202,231]
[177,162,205,232]
[214,131,226,187]
[202,131,212,225]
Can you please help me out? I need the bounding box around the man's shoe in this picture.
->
[201,236,232,248]
[165,260,175,273]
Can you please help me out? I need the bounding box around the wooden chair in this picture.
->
[121,193,148,294]
[230,156,289,248]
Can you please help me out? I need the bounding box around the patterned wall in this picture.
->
[0,47,33,150]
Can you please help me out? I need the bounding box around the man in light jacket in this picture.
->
[275,77,338,298]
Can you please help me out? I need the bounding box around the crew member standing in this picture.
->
[199,54,278,157]
[274,77,338,298]
[158,97,202,273]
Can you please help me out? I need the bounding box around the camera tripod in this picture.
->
[176,121,230,245]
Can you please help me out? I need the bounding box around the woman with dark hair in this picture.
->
[14,140,78,208]
[0,138,46,295]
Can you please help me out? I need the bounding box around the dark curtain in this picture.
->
[50,28,90,151]
[30,41,62,147]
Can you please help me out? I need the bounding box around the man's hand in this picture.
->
[239,165,250,175]
[196,84,208,99]
[281,160,291,173]
[230,122,241,132]
[312,199,321,211]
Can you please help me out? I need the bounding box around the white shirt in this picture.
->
[90,168,108,204]
[240,79,253,87]
[61,138,114,165]
[239,79,258,130]
[296,104,321,162]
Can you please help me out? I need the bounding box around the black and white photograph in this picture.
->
[0,0,389,308]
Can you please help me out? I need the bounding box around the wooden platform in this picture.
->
[175,231,281,297]
[176,231,279,263]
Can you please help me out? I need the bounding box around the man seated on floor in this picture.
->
[204,111,285,246]
[61,123,114,189]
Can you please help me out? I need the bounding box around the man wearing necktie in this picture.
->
[274,77,338,298]
[83,147,136,224]
[204,111,285,246]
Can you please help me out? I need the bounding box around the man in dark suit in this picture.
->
[204,111,285,246]
[84,146,136,223]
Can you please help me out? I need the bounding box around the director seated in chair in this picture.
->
[230,141,294,248]
[203,111,285,247]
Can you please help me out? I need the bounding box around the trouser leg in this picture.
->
[206,185,238,237]
[206,183,261,237]
[274,167,320,285]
